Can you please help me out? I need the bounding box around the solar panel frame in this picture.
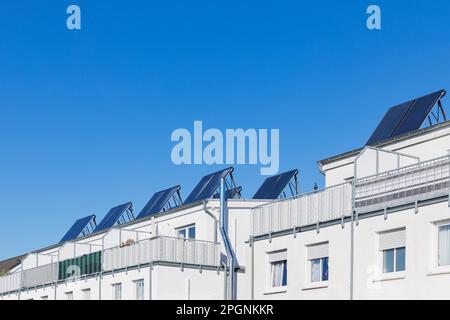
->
[253,169,298,200]
[59,215,96,244]
[94,202,133,232]
[137,186,181,219]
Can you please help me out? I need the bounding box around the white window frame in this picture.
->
[112,283,122,300]
[177,224,196,239]
[82,288,91,300]
[265,250,288,294]
[431,220,450,273]
[65,291,73,300]
[306,242,329,288]
[378,228,406,276]
[380,247,405,273]
[134,279,145,300]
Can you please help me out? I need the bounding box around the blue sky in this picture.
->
[1,0,449,260]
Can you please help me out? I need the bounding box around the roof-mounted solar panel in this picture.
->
[253,169,299,200]
[59,215,97,244]
[184,167,240,204]
[94,202,134,232]
[366,89,446,146]
[137,186,182,219]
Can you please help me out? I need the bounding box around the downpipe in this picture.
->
[220,177,237,300]
[203,202,219,243]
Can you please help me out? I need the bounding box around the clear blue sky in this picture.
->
[1,0,449,260]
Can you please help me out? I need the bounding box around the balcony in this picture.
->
[355,155,450,213]
[252,183,353,237]
[0,236,220,295]
[252,155,450,238]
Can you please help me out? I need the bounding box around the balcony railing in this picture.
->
[355,156,450,213]
[252,183,353,237]
[103,236,220,271]
[0,236,220,295]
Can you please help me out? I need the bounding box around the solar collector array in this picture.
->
[366,89,446,146]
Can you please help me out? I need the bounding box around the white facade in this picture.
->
[1,121,449,300]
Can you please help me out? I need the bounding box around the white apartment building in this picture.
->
[0,89,449,300]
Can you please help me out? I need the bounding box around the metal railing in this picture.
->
[355,155,450,213]
[252,183,353,237]
[0,236,220,295]
[0,272,21,294]
[103,236,220,271]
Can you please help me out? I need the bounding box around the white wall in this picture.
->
[322,125,450,187]
[250,199,450,300]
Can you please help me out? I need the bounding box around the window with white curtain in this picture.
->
[307,242,329,283]
[135,279,145,300]
[268,250,287,288]
[82,288,91,300]
[112,283,122,300]
[438,224,450,267]
[379,228,406,273]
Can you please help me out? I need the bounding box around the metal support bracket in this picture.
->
[384,207,388,220]
[414,200,419,214]
[316,221,320,234]
[292,227,297,239]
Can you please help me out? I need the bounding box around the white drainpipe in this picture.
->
[219,177,237,300]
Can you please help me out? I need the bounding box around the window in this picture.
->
[307,242,329,283]
[177,225,196,239]
[438,224,450,267]
[379,229,406,273]
[82,288,91,300]
[135,279,145,300]
[65,291,73,300]
[268,250,287,288]
[112,283,122,300]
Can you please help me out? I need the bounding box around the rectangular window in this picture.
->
[177,225,196,239]
[269,250,287,288]
[65,292,73,300]
[379,228,406,273]
[438,224,450,267]
[82,288,91,301]
[268,250,287,288]
[135,279,145,300]
[112,283,122,300]
[307,242,329,283]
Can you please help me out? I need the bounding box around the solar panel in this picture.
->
[392,90,445,136]
[94,202,133,232]
[184,168,234,204]
[253,169,299,199]
[59,215,96,244]
[137,186,182,219]
[366,89,446,146]
[366,101,413,146]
